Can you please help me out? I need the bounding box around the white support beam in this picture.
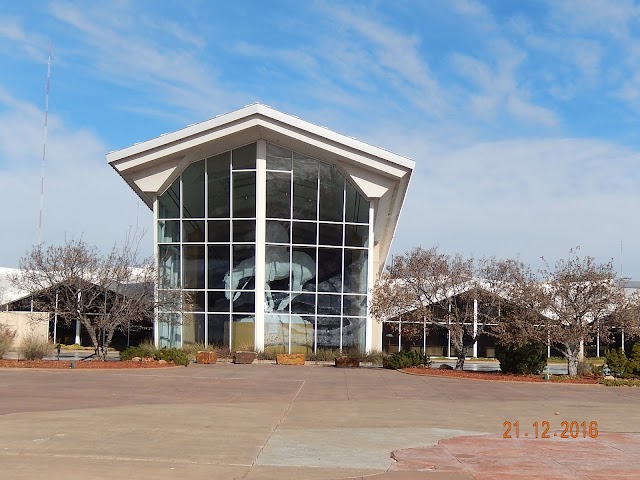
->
[253,140,267,352]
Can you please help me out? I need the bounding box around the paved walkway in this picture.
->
[0,363,638,479]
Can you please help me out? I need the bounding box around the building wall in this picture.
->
[0,311,49,348]
[156,140,373,353]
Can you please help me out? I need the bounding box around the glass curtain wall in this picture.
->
[157,143,257,349]
[156,141,370,353]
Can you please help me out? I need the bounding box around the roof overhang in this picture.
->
[107,103,415,271]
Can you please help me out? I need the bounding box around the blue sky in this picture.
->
[0,0,639,278]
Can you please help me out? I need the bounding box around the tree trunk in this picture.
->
[456,345,468,370]
[567,352,579,377]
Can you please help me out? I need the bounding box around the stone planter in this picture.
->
[234,351,257,364]
[196,351,217,364]
[276,353,305,365]
[335,356,360,368]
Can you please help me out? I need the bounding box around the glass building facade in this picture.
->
[156,141,371,353]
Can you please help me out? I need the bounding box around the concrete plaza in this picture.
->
[0,363,638,479]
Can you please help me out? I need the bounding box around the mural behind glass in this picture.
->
[156,142,369,352]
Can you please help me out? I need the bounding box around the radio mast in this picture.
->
[38,41,51,245]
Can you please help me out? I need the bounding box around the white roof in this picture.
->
[0,267,30,306]
[108,103,415,273]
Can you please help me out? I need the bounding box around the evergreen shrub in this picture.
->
[383,350,431,370]
[496,343,547,375]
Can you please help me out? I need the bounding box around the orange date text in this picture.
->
[503,421,598,439]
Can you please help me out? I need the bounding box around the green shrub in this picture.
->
[363,350,386,366]
[19,334,52,360]
[625,344,640,377]
[120,344,156,361]
[577,360,595,376]
[155,348,189,366]
[496,343,547,375]
[0,325,16,358]
[605,348,628,377]
[383,350,431,370]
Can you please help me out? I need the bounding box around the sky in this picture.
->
[0,0,639,279]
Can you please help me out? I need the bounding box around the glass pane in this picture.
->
[208,290,230,312]
[208,220,230,243]
[345,181,369,223]
[159,245,180,288]
[231,314,255,350]
[208,244,230,289]
[207,152,231,218]
[344,249,368,294]
[265,245,290,295]
[158,178,180,219]
[231,291,255,314]
[319,163,344,222]
[158,220,180,243]
[317,248,343,292]
[343,295,367,316]
[293,154,318,220]
[290,247,316,292]
[291,292,316,315]
[264,313,289,353]
[291,315,313,354]
[319,223,343,246]
[183,245,205,289]
[185,291,205,312]
[182,313,205,345]
[232,143,256,170]
[228,245,256,290]
[183,220,205,242]
[233,220,256,242]
[342,317,366,352]
[344,224,368,248]
[208,314,230,349]
[158,313,181,348]
[182,160,205,218]
[316,317,341,350]
[266,143,292,171]
[266,220,290,243]
[317,293,342,316]
[292,221,316,245]
[232,171,256,218]
[266,171,291,219]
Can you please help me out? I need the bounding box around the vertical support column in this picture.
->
[423,317,426,354]
[622,328,625,353]
[53,291,58,344]
[473,298,478,358]
[254,140,267,352]
[153,197,160,347]
[365,204,375,353]
[75,320,81,345]
[596,322,600,358]
[398,320,402,353]
[547,328,551,358]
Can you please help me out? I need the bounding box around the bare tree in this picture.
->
[514,249,628,376]
[11,233,184,359]
[371,246,521,370]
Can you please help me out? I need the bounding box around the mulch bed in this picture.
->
[0,359,177,369]
[402,367,599,384]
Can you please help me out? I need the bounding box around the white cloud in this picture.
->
[0,16,47,62]
[47,2,246,120]
[0,87,151,266]
[391,135,640,276]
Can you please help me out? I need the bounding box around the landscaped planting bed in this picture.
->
[402,367,599,384]
[0,359,177,369]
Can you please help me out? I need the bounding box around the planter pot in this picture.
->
[276,353,305,365]
[234,351,257,364]
[335,356,360,368]
[196,351,217,364]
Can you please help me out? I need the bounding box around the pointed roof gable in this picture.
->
[107,103,415,270]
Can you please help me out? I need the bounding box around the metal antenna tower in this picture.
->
[38,41,52,245]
